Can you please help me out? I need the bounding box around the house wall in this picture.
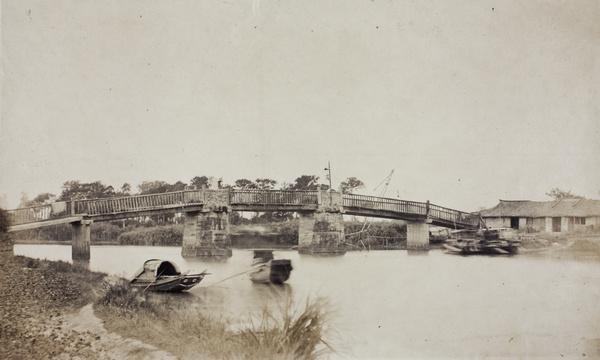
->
[484,217,544,231]
[486,215,599,233]
[586,216,599,227]
[518,217,528,229]
[483,217,506,228]
[562,217,571,232]
[545,217,553,232]
[532,218,546,232]
[572,216,599,231]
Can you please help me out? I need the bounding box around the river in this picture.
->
[14,244,600,359]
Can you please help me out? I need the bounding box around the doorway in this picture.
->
[552,217,562,232]
[510,217,519,229]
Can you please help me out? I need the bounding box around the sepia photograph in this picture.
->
[1,1,599,359]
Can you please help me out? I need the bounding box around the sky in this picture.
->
[1,0,599,212]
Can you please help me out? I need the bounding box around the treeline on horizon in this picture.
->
[16,174,367,208]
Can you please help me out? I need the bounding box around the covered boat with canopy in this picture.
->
[130,259,208,292]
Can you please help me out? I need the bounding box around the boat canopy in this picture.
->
[253,250,274,261]
[131,259,181,282]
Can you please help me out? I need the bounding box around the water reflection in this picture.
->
[250,282,293,302]
[406,249,430,256]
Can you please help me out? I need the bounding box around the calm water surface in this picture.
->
[14,244,600,359]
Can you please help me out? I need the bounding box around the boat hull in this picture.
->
[130,273,206,292]
[444,240,519,255]
[249,259,293,284]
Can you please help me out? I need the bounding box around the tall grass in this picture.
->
[238,296,332,360]
[99,278,152,312]
[96,281,334,359]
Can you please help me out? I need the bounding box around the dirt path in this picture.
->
[56,304,177,360]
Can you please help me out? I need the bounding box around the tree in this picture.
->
[286,175,323,190]
[118,183,131,196]
[545,188,583,200]
[340,177,365,194]
[170,181,187,192]
[17,192,57,208]
[255,178,277,190]
[58,181,116,201]
[234,179,256,190]
[137,181,171,195]
[234,178,277,190]
[190,176,211,190]
[30,193,57,206]
[18,192,31,208]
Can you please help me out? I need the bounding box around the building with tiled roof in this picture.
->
[479,198,600,233]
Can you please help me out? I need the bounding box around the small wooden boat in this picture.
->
[249,250,293,284]
[130,259,209,292]
[444,229,520,255]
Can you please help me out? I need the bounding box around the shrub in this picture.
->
[0,208,13,248]
[272,220,299,245]
[90,222,122,243]
[0,207,10,234]
[345,220,406,249]
[99,278,150,311]
[117,224,183,246]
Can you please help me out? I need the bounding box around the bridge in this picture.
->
[6,188,479,259]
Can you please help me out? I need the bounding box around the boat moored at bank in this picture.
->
[130,259,209,292]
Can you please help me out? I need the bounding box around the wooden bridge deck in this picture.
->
[6,189,479,230]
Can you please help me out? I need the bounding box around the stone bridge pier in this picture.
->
[298,190,346,255]
[71,220,92,260]
[406,220,430,251]
[181,190,232,258]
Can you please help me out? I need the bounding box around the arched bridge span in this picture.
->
[6,189,479,259]
[7,189,478,230]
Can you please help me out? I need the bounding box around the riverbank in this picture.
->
[0,253,111,359]
[0,253,331,360]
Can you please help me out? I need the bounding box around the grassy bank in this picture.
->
[96,282,332,359]
[0,254,333,360]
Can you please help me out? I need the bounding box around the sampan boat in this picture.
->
[130,259,209,292]
[444,228,520,255]
[249,250,293,284]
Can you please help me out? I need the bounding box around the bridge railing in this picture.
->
[343,194,428,216]
[74,190,204,216]
[6,202,73,225]
[230,190,318,205]
[7,204,53,225]
[427,203,478,226]
[343,194,478,226]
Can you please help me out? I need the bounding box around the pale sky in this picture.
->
[1,0,599,211]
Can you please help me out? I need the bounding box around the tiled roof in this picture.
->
[480,199,600,218]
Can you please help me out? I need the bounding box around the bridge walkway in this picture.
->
[7,189,479,230]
